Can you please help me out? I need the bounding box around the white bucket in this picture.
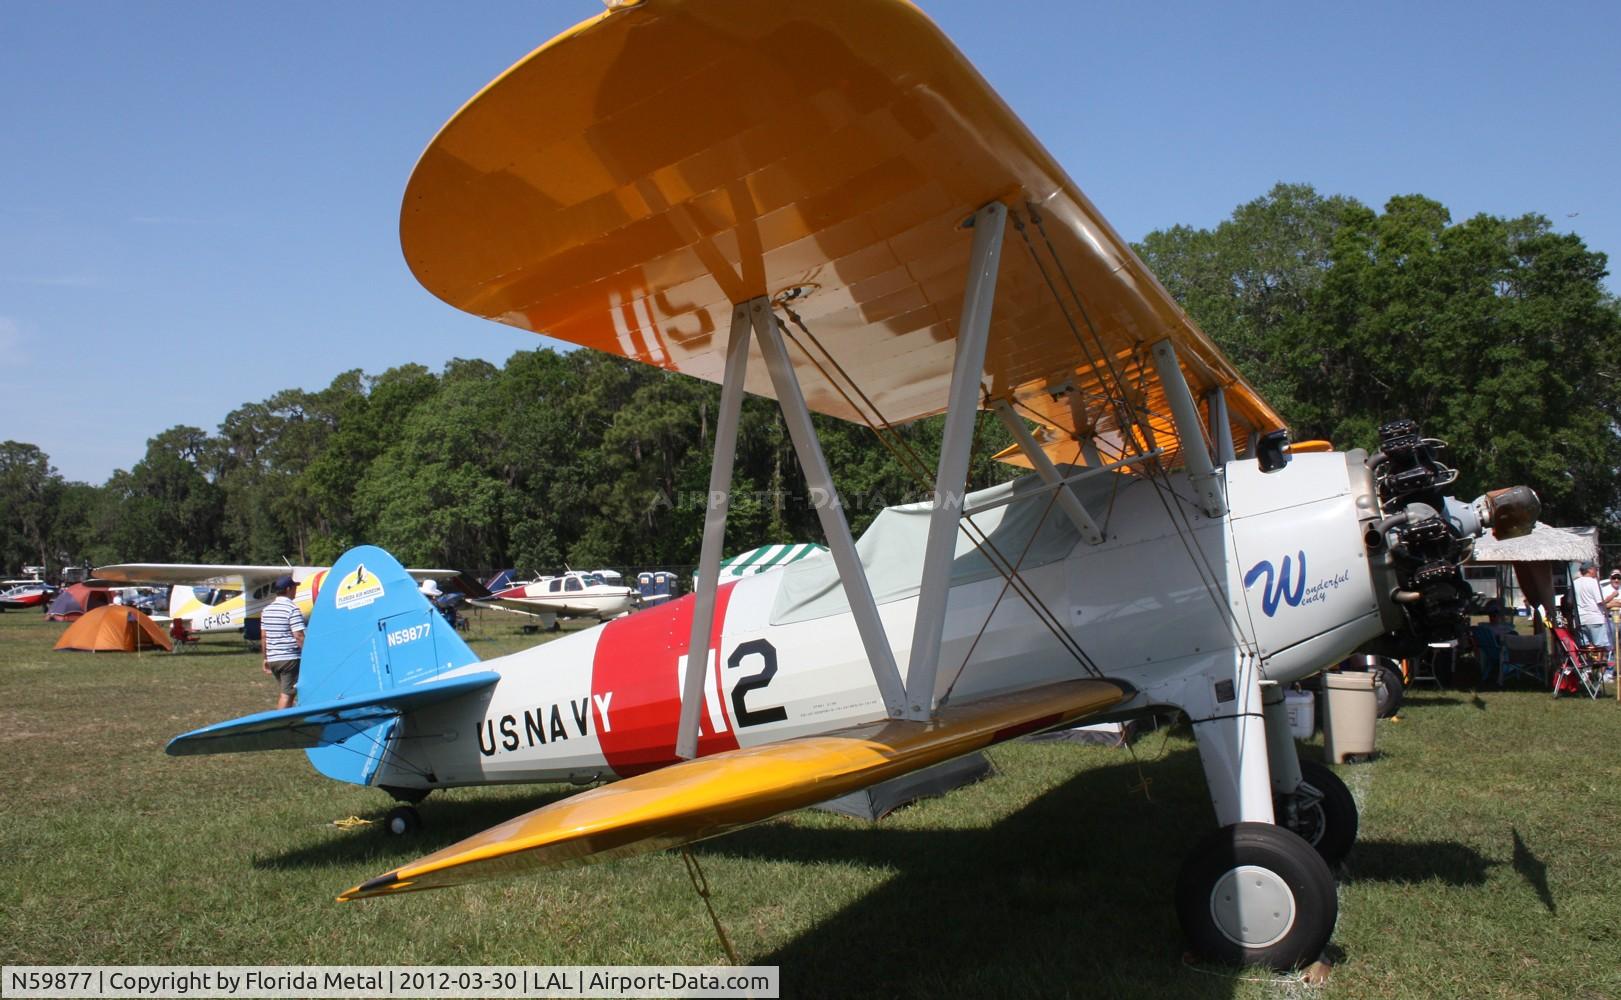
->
[1322,670,1379,763]
[1284,689,1315,740]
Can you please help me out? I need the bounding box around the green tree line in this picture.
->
[1,352,1005,577]
[3,185,1617,577]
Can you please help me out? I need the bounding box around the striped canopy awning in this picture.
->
[700,544,829,584]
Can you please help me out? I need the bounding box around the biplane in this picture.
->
[167,0,1538,969]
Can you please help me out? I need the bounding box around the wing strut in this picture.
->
[1065,389,1106,467]
[675,303,753,760]
[753,298,908,717]
[991,399,1105,545]
[1206,386,1237,465]
[903,201,1006,720]
[1149,339,1226,517]
[677,294,916,759]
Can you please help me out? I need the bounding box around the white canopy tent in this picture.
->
[1468,523,1597,616]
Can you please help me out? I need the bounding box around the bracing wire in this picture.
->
[1015,206,1253,648]
[775,303,1103,678]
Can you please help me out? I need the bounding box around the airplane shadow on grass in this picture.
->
[696,748,1237,998]
[1399,695,1466,707]
[692,747,1501,999]
[1510,826,1555,913]
[1343,839,1497,886]
[250,744,1499,997]
[250,786,584,872]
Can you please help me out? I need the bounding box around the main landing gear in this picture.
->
[1277,759,1357,867]
[1171,671,1360,970]
[1176,822,1338,969]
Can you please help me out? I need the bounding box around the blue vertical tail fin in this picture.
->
[299,545,480,784]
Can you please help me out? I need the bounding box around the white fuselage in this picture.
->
[374,453,1394,793]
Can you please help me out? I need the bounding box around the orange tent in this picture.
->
[54,605,173,653]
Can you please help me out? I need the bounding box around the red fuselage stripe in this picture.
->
[591,583,740,777]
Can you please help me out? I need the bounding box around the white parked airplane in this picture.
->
[166,0,1538,970]
[475,570,637,621]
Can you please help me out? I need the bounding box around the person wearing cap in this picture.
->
[1571,562,1615,657]
[260,574,306,710]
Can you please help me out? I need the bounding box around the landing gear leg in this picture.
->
[1262,681,1359,865]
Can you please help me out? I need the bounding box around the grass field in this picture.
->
[2,609,1617,999]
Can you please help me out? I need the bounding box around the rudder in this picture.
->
[299,544,479,785]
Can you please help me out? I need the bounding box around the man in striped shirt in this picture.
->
[261,574,306,709]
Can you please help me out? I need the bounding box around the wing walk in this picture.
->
[399,0,1284,474]
[338,677,1128,900]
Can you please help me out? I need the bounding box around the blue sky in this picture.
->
[4,0,1616,485]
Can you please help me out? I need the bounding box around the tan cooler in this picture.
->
[1322,670,1378,763]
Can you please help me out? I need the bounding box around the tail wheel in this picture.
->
[1279,759,1359,866]
[384,805,421,836]
[1176,822,1337,970]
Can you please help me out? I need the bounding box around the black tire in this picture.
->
[1279,759,1358,866]
[1176,822,1337,970]
[1372,662,1404,718]
[384,805,421,836]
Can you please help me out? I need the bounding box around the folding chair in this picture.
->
[1411,641,1452,689]
[1470,625,1505,688]
[1550,626,1606,699]
[1500,633,1549,688]
[168,618,201,653]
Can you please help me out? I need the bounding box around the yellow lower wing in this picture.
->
[340,678,1127,900]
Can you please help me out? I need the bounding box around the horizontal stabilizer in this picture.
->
[339,678,1127,900]
[166,671,500,756]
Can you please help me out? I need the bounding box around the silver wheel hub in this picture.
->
[1210,865,1297,948]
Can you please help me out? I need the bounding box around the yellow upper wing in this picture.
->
[339,677,1125,900]
[401,0,1283,471]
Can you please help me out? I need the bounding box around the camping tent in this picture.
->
[46,583,113,621]
[54,605,173,652]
